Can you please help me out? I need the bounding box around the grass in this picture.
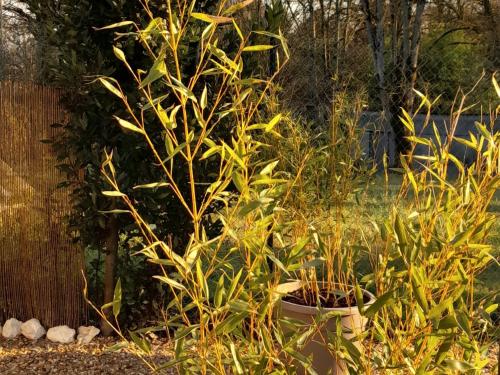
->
[477,193,500,302]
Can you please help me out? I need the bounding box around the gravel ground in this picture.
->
[0,336,497,374]
[0,336,173,374]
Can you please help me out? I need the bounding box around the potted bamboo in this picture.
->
[279,280,375,374]
[275,207,376,374]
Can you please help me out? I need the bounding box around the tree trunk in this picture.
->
[309,0,318,118]
[100,215,119,336]
[0,0,4,79]
[361,0,386,104]
[405,0,426,111]
[390,0,427,163]
[482,0,499,67]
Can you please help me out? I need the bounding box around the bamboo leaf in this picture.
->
[99,209,131,214]
[113,278,122,318]
[165,134,175,156]
[438,315,458,330]
[201,85,208,110]
[251,177,287,186]
[153,275,187,291]
[140,54,167,88]
[196,259,209,300]
[364,290,394,318]
[230,342,244,375]
[191,12,233,24]
[97,21,135,30]
[113,46,127,63]
[428,298,452,320]
[227,269,243,300]
[492,73,500,99]
[456,311,472,337]
[215,312,247,335]
[214,275,225,308]
[167,76,197,101]
[232,171,245,192]
[266,114,282,132]
[223,0,255,15]
[98,77,123,99]
[175,325,199,340]
[259,160,279,175]
[102,191,126,197]
[133,182,170,189]
[243,45,275,52]
[222,143,245,169]
[442,359,475,372]
[355,284,365,311]
[114,116,144,134]
[411,271,429,314]
[129,331,151,354]
[200,146,221,160]
[158,103,175,130]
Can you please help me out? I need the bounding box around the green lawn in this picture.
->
[477,194,500,302]
[354,174,499,302]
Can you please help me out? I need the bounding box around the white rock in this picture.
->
[2,318,21,339]
[77,326,100,344]
[21,319,45,340]
[46,325,75,344]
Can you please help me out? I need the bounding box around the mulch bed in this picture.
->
[0,336,173,374]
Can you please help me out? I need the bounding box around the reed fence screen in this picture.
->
[0,81,85,327]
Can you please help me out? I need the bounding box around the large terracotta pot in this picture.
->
[279,281,376,375]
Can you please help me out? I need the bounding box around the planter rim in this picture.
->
[279,280,376,316]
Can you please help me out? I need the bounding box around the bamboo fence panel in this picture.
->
[0,81,86,328]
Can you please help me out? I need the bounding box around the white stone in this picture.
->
[46,325,75,344]
[77,326,100,344]
[2,318,22,339]
[21,319,45,340]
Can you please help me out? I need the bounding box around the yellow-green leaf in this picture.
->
[114,116,144,134]
[201,86,208,110]
[113,278,122,318]
[113,46,127,63]
[243,45,275,52]
[266,114,282,132]
[165,134,175,156]
[133,182,170,189]
[153,276,186,291]
[223,0,255,15]
[191,12,233,24]
[99,77,123,99]
[259,160,279,175]
[140,54,167,88]
[97,21,134,30]
[492,73,500,99]
[102,191,126,197]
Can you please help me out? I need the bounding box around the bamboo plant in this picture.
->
[86,0,324,373]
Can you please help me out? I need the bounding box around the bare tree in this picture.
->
[0,0,37,81]
[481,0,499,68]
[361,0,427,160]
[0,0,5,78]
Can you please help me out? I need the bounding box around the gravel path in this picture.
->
[0,336,173,374]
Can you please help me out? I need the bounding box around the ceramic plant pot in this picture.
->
[279,281,376,375]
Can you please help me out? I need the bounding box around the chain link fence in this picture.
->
[277,1,499,166]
